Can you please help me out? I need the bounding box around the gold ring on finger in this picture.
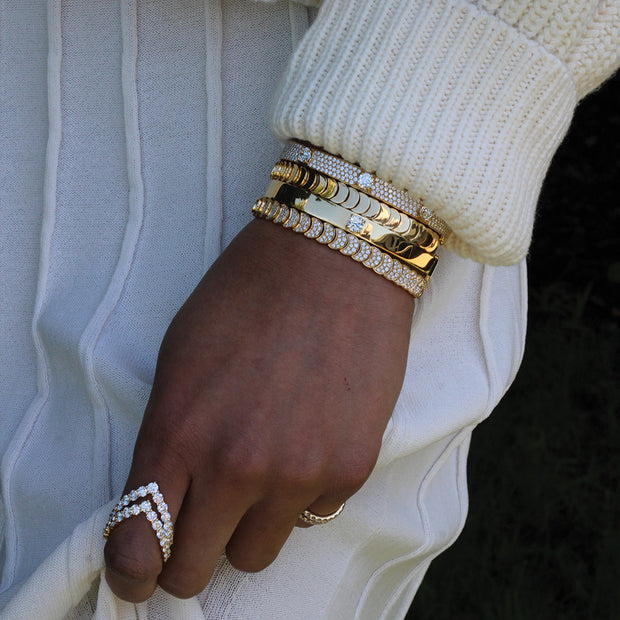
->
[299,502,345,525]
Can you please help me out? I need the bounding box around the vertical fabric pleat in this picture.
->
[288,0,310,50]
[203,0,225,269]
[0,0,62,592]
[76,0,144,512]
[0,1,48,455]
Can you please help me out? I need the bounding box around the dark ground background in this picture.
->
[407,72,619,619]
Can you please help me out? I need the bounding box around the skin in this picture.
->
[104,218,415,602]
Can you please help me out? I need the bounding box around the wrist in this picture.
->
[240,218,416,323]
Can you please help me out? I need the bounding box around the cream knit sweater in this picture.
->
[269,0,619,265]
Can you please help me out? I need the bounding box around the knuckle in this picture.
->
[338,455,375,492]
[278,455,324,491]
[219,441,272,486]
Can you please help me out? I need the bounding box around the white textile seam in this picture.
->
[351,425,474,619]
[478,264,501,418]
[0,0,62,593]
[203,0,224,271]
[77,0,146,513]
[288,0,310,51]
[478,262,528,420]
[380,434,472,619]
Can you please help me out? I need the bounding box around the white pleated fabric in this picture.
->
[0,1,526,618]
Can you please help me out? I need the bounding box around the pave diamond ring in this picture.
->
[103,482,174,562]
[299,502,346,525]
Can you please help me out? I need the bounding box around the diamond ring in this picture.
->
[103,482,174,562]
[299,502,345,525]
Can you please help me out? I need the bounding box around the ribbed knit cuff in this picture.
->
[270,0,578,265]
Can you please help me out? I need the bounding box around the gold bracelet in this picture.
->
[280,141,451,243]
[263,181,438,276]
[270,160,440,253]
[252,197,428,297]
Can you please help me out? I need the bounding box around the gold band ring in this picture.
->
[299,502,346,525]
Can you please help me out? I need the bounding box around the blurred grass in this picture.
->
[407,73,620,619]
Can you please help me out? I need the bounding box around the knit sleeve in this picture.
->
[269,0,620,265]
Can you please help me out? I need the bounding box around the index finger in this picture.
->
[103,464,188,602]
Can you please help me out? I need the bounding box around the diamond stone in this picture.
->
[346,214,366,234]
[357,172,373,190]
[299,146,312,163]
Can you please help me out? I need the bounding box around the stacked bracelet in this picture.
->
[280,141,451,243]
[252,144,449,298]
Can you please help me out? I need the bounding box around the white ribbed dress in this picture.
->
[0,0,617,618]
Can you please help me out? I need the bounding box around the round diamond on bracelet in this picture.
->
[356,172,373,190]
[345,214,367,234]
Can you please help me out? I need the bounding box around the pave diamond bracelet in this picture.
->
[252,197,428,297]
[281,141,451,243]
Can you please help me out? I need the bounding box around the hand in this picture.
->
[103,218,415,602]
